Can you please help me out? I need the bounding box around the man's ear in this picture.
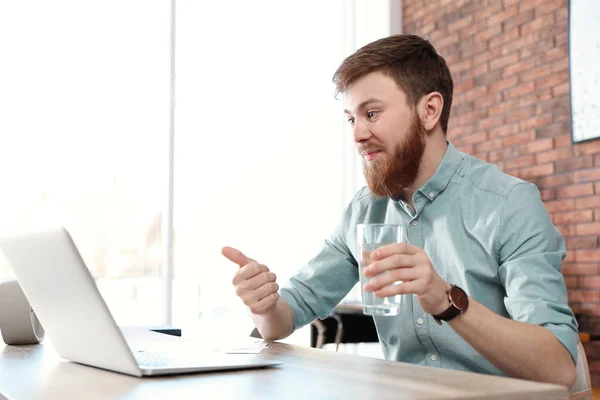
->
[419,92,443,132]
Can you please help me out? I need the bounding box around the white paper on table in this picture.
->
[121,327,268,355]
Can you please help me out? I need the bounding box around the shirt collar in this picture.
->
[418,141,464,202]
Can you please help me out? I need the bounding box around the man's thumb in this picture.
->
[221,246,255,267]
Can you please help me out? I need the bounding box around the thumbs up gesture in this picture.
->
[221,246,280,315]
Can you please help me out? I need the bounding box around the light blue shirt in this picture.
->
[279,142,578,376]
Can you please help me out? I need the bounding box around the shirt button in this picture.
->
[428,192,435,199]
[417,318,424,325]
[430,355,437,361]
[411,220,418,226]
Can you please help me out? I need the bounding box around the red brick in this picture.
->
[504,106,535,123]
[474,69,504,86]
[476,93,502,108]
[501,130,535,147]
[520,13,555,35]
[455,79,475,92]
[516,138,554,155]
[535,122,569,139]
[565,236,596,249]
[553,210,593,225]
[489,148,516,162]
[448,124,475,138]
[476,115,503,130]
[520,38,554,60]
[569,290,600,303]
[538,47,567,65]
[459,21,485,40]
[504,81,535,99]
[536,71,569,91]
[577,223,600,236]
[489,76,518,93]
[583,342,600,359]
[575,141,600,156]
[556,223,575,237]
[474,1,503,21]
[487,5,518,27]
[457,109,488,126]
[489,30,520,50]
[535,148,571,164]
[474,152,490,162]
[488,99,517,117]
[475,138,504,153]
[433,32,460,49]
[553,112,570,123]
[576,197,600,210]
[555,134,573,148]
[519,113,554,130]
[429,27,451,42]
[479,25,504,42]
[555,5,568,22]
[580,276,600,289]
[563,263,599,276]
[537,97,570,115]
[557,183,595,199]
[473,47,500,66]
[574,169,600,184]
[505,154,535,170]
[452,58,473,74]
[555,31,568,47]
[552,82,569,97]
[502,57,536,79]
[546,199,575,213]
[519,64,553,84]
[536,174,571,188]
[454,143,475,154]
[463,86,488,102]
[595,209,600,221]
[502,8,535,30]
[462,131,488,144]
[535,0,566,16]
[448,15,473,32]
[489,123,519,139]
[472,61,489,77]
[520,163,554,179]
[564,276,578,289]
[551,57,569,74]
[555,156,594,173]
[595,154,600,167]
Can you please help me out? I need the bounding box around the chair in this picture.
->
[570,341,593,400]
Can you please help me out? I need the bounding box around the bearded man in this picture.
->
[222,34,578,387]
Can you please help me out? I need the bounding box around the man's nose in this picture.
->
[352,120,372,143]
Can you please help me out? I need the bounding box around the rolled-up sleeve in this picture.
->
[498,182,579,362]
[279,206,359,330]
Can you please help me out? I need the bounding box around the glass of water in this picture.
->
[357,223,405,316]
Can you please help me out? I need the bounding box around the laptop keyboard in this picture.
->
[132,349,194,367]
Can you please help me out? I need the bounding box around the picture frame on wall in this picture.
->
[568,0,600,143]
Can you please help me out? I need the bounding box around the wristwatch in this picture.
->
[432,285,469,325]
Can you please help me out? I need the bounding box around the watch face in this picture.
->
[450,286,468,310]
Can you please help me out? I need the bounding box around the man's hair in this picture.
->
[333,34,454,134]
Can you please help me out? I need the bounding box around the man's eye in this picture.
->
[347,117,355,125]
[368,111,378,119]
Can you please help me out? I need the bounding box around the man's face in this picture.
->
[344,71,426,199]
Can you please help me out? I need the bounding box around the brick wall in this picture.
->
[402,0,600,385]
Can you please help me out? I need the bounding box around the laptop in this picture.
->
[0,226,281,377]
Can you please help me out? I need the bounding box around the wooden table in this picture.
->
[0,339,568,399]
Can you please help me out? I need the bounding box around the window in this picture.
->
[0,0,170,325]
[173,1,347,344]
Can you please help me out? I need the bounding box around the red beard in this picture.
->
[362,112,426,199]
